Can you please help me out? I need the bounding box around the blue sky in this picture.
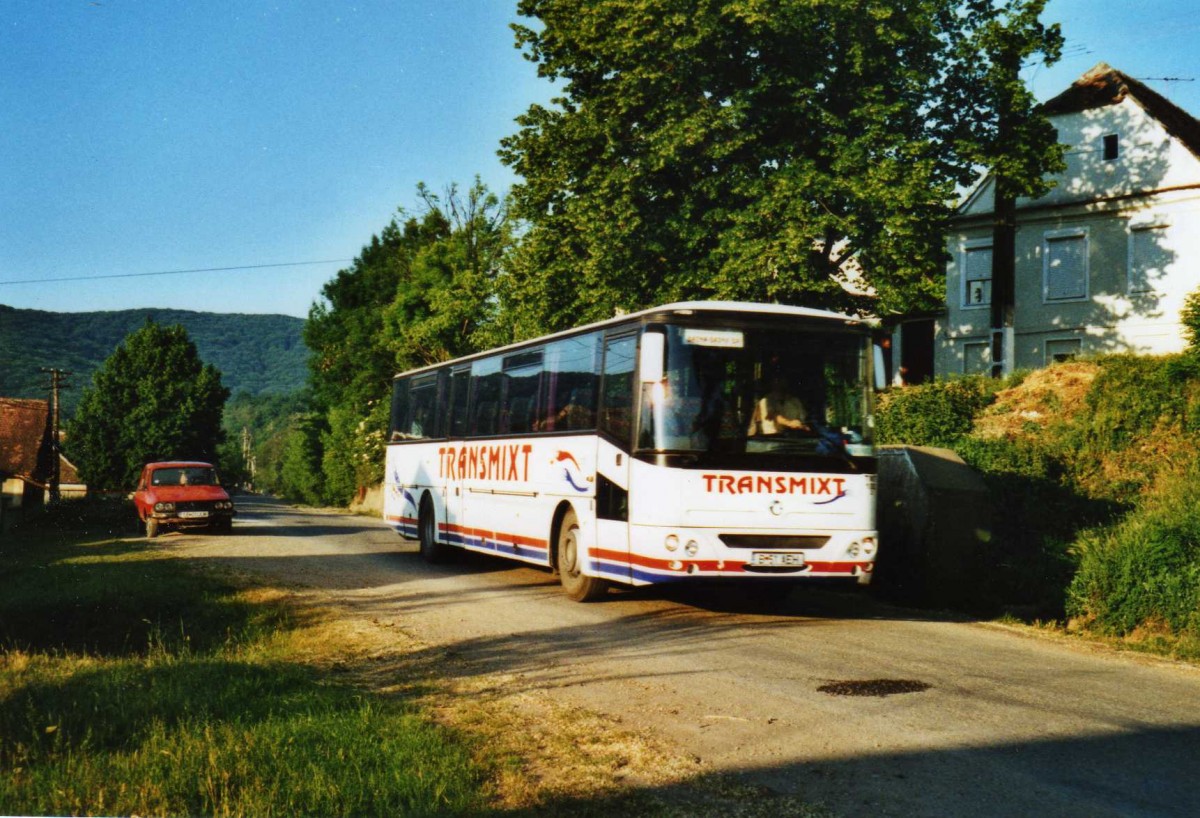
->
[2,0,1198,318]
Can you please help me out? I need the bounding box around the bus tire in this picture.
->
[556,508,607,602]
[418,494,449,564]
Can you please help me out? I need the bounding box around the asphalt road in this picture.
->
[169,495,1200,818]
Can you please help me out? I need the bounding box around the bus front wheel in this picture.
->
[557,509,607,602]
[418,495,450,564]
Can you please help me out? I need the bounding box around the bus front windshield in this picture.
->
[637,324,873,459]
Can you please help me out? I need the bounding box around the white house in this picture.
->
[936,63,1200,376]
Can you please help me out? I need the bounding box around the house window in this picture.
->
[1103,133,1119,161]
[962,242,993,308]
[1128,223,1169,294]
[1045,338,1082,365]
[1044,230,1088,302]
[963,341,991,374]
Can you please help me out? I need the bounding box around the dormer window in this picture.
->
[1103,133,1119,161]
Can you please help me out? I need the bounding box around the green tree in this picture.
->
[68,320,230,490]
[278,412,328,506]
[1182,286,1200,352]
[305,180,508,504]
[382,180,511,366]
[498,0,1063,336]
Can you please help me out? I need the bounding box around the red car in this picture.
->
[133,461,236,538]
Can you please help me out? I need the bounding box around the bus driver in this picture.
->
[748,374,811,436]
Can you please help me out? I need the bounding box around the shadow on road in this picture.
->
[505,724,1200,818]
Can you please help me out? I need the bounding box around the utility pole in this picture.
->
[241,425,256,489]
[990,47,1021,379]
[40,368,72,502]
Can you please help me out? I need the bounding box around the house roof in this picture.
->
[1041,62,1200,159]
[955,63,1200,217]
[0,398,52,483]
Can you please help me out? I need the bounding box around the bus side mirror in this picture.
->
[640,332,665,383]
[873,344,887,391]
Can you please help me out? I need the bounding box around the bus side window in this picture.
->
[390,379,411,441]
[408,373,439,439]
[542,331,600,432]
[470,356,503,437]
[502,349,544,435]
[448,366,471,438]
[601,334,637,444]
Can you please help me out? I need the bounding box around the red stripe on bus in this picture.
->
[440,522,549,549]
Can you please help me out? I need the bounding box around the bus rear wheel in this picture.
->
[418,495,449,564]
[557,509,607,602]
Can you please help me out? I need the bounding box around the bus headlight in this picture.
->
[685,540,699,557]
[665,534,679,552]
[846,541,860,557]
[861,537,876,556]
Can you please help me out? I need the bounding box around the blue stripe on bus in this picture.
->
[443,530,549,562]
[390,523,419,538]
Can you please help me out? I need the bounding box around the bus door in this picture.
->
[594,332,636,580]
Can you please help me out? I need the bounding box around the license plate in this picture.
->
[750,552,806,567]
[179,511,209,519]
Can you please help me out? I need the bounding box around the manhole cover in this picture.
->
[817,679,931,697]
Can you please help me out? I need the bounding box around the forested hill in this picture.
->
[0,304,308,416]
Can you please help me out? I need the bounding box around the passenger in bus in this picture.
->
[554,391,592,429]
[747,375,811,436]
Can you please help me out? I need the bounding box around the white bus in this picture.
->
[385,301,880,601]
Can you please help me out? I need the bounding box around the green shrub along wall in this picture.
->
[875,375,1002,450]
[1068,460,1200,637]
[876,355,1200,648]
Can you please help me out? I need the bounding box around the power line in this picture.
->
[0,259,353,287]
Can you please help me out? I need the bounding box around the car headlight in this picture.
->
[154,502,175,513]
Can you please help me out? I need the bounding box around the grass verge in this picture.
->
[2,499,834,817]
[0,500,486,817]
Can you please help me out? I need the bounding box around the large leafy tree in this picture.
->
[381,180,511,365]
[68,320,230,490]
[304,180,509,504]
[498,0,1063,336]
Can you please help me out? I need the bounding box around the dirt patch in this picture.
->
[973,361,1098,440]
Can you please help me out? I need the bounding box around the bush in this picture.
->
[1081,355,1194,450]
[1182,286,1200,351]
[876,375,997,448]
[1067,458,1200,636]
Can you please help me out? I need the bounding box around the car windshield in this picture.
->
[636,323,872,458]
[150,467,218,486]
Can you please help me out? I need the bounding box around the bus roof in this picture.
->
[393,300,870,380]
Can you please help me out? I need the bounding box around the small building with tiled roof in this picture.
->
[934,63,1200,376]
[0,397,85,530]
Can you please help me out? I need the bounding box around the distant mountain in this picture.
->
[0,304,309,416]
